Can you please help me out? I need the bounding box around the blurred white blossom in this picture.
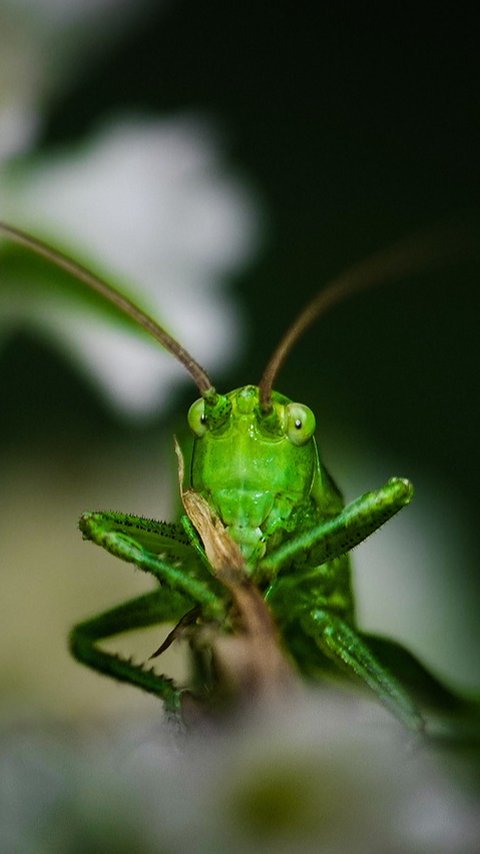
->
[1,115,261,415]
[1,1,262,416]
[1,692,478,852]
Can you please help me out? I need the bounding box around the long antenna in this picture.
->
[0,221,216,398]
[258,227,471,410]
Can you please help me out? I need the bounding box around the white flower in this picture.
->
[0,0,258,415]
[0,1,261,416]
[0,115,262,416]
[1,692,478,852]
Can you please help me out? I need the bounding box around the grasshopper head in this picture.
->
[188,385,318,567]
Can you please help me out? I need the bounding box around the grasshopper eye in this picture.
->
[285,403,316,446]
[188,399,208,437]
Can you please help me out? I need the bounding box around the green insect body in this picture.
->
[1,221,467,734]
[75,384,418,728]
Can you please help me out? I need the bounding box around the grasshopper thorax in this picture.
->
[188,385,318,567]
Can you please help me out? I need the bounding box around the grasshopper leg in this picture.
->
[69,588,191,713]
[301,609,425,732]
[260,477,414,576]
[79,511,222,614]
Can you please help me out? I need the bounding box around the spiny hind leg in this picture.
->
[69,588,191,714]
[301,609,425,732]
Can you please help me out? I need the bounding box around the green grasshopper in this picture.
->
[0,222,466,732]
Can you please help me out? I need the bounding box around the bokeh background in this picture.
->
[1,2,479,849]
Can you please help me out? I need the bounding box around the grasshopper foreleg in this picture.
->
[259,477,414,577]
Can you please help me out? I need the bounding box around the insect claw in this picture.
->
[149,641,170,659]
